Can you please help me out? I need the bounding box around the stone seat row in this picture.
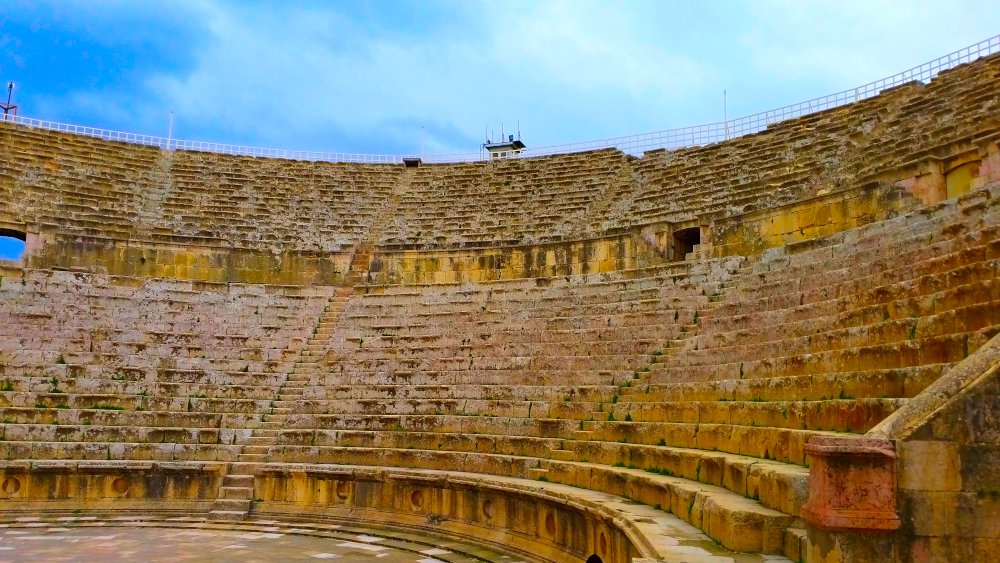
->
[298,382,617,402]
[272,399,855,459]
[1,423,220,445]
[680,304,997,367]
[0,441,240,462]
[347,276,720,307]
[2,391,270,415]
[0,378,283,401]
[0,406,230,427]
[267,394,901,435]
[265,444,803,553]
[648,329,992,384]
[337,332,666,355]
[293,368,634,387]
[710,228,998,320]
[621,364,948,403]
[1,350,298,373]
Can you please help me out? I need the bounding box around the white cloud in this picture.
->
[19,0,1000,155]
[143,0,721,153]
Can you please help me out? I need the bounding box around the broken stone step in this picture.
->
[783,527,807,562]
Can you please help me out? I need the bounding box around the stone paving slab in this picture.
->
[0,513,792,563]
[0,515,522,563]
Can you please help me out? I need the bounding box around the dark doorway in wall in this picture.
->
[586,555,603,563]
[672,227,701,260]
[0,229,26,261]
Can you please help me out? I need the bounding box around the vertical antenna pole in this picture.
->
[167,111,174,150]
[420,125,425,158]
[723,90,728,140]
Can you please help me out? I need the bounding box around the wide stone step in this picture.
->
[541,459,797,554]
[219,486,253,500]
[223,474,254,487]
[208,510,247,522]
[212,498,251,511]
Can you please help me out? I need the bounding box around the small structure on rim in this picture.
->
[484,133,525,160]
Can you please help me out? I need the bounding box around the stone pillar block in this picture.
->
[801,436,901,531]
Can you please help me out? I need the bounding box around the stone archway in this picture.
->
[0,228,26,261]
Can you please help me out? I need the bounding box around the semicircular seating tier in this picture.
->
[0,52,999,563]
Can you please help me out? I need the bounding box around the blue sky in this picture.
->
[1,1,998,259]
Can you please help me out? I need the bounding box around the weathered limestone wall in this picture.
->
[26,234,354,285]
[0,460,222,514]
[708,137,999,259]
[708,181,918,258]
[892,352,1000,561]
[365,232,668,285]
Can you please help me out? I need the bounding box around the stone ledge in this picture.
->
[251,462,747,562]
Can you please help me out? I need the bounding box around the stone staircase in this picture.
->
[614,263,747,405]
[348,169,413,284]
[208,287,353,521]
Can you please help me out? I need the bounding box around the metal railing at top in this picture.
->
[3,34,998,164]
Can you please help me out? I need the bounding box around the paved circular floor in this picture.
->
[0,516,525,563]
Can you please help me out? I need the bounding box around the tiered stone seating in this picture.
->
[258,180,1000,556]
[0,126,156,238]
[265,259,810,552]
[625,53,1000,226]
[379,149,633,249]
[2,55,997,258]
[542,182,999,552]
[0,270,331,462]
[160,152,402,250]
[0,127,403,253]
[1,48,998,563]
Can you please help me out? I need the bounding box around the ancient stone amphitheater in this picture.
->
[0,49,998,563]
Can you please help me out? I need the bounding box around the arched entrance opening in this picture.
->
[0,229,26,261]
